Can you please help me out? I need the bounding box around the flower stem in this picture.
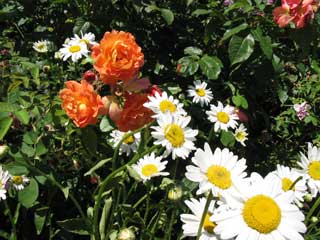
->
[305,194,320,224]
[196,192,213,240]
[4,200,17,240]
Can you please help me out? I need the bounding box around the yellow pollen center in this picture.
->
[308,161,320,180]
[141,164,158,177]
[124,135,135,145]
[206,165,232,189]
[203,213,216,234]
[196,88,206,97]
[69,45,81,53]
[217,112,230,124]
[164,124,185,147]
[38,44,45,49]
[282,177,295,191]
[13,176,23,185]
[235,131,245,141]
[159,100,177,113]
[242,195,281,234]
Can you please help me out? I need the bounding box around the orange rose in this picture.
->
[115,93,154,132]
[59,80,106,128]
[92,30,144,85]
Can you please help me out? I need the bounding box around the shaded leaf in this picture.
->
[0,117,13,140]
[221,23,248,42]
[18,178,39,208]
[228,34,255,66]
[199,55,222,80]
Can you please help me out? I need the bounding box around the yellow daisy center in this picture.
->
[69,45,81,53]
[206,165,232,189]
[123,135,135,145]
[235,131,246,141]
[282,177,295,191]
[196,88,206,97]
[159,100,176,113]
[38,44,45,50]
[164,124,185,147]
[13,176,23,185]
[203,213,216,234]
[242,194,281,234]
[308,161,320,180]
[141,164,158,177]
[217,112,229,124]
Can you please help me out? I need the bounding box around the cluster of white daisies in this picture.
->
[0,166,29,201]
[32,32,96,62]
[107,85,320,240]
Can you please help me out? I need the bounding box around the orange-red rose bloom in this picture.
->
[59,80,106,128]
[115,93,153,132]
[92,30,144,85]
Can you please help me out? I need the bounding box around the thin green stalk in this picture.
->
[305,196,320,224]
[133,194,148,209]
[143,194,150,223]
[166,208,176,240]
[207,126,215,143]
[4,200,17,240]
[196,192,213,240]
[93,144,159,240]
[289,176,302,190]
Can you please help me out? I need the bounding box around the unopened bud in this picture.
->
[147,85,162,97]
[304,193,313,202]
[83,70,97,83]
[0,145,9,159]
[117,228,135,240]
[42,65,51,73]
[168,185,182,201]
[311,216,318,223]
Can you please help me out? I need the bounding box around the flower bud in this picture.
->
[304,193,313,202]
[311,216,318,223]
[0,145,9,159]
[83,70,97,83]
[117,228,135,240]
[235,108,248,122]
[147,85,162,97]
[42,65,51,73]
[168,185,182,201]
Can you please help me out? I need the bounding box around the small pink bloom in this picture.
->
[293,101,311,120]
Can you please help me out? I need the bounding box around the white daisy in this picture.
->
[0,166,10,200]
[131,152,169,182]
[33,40,50,53]
[185,143,247,203]
[151,113,198,159]
[143,91,186,118]
[59,40,89,62]
[233,123,248,146]
[11,175,30,191]
[180,197,220,240]
[187,80,213,107]
[206,101,239,132]
[109,130,140,156]
[298,143,320,198]
[269,165,307,205]
[211,173,307,240]
[71,32,97,46]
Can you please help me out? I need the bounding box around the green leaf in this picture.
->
[18,178,39,208]
[99,198,113,240]
[220,131,235,147]
[14,109,30,125]
[99,116,114,132]
[160,8,174,25]
[34,207,49,235]
[177,56,199,76]
[5,163,29,175]
[199,55,222,80]
[81,127,97,155]
[0,117,13,140]
[232,95,248,109]
[184,46,203,56]
[126,165,142,182]
[191,9,211,17]
[31,66,40,86]
[221,23,248,42]
[228,34,255,66]
[21,142,35,157]
[84,158,112,176]
[0,102,19,112]
[251,28,272,59]
[57,218,90,235]
[36,141,48,156]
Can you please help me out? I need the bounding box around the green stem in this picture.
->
[207,126,215,143]
[196,192,213,240]
[289,176,302,190]
[132,194,148,209]
[4,200,17,240]
[93,144,159,240]
[305,195,320,224]
[166,208,176,240]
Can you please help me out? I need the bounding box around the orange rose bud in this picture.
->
[59,80,106,128]
[115,93,154,132]
[92,30,144,85]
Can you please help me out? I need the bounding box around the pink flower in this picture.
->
[293,101,311,120]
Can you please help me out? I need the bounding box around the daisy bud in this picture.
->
[0,145,9,159]
[311,216,318,223]
[42,65,51,73]
[117,228,135,240]
[83,70,97,83]
[304,193,313,202]
[168,185,182,201]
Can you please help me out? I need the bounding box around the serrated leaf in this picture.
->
[0,117,13,140]
[221,23,248,42]
[18,178,39,208]
[160,8,174,25]
[199,55,222,80]
[228,34,255,66]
